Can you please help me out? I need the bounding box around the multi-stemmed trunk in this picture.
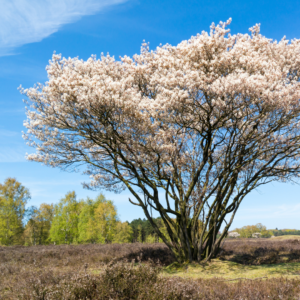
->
[128,180,247,263]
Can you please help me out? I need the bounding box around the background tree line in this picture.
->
[229,224,300,238]
[270,229,300,237]
[1,177,299,246]
[233,223,273,238]
[0,178,169,246]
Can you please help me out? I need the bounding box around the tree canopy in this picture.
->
[0,178,30,245]
[78,194,119,244]
[24,203,54,245]
[50,192,131,245]
[22,19,300,262]
[49,191,82,244]
[234,223,272,238]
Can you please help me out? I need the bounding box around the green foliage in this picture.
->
[113,221,133,243]
[93,196,118,243]
[272,229,300,236]
[78,194,119,244]
[0,177,204,247]
[78,196,100,243]
[0,178,30,245]
[128,217,203,244]
[49,191,82,244]
[129,217,169,243]
[24,203,54,245]
[34,192,132,245]
[234,223,273,238]
[130,218,157,243]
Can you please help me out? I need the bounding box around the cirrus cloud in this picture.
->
[0,0,128,56]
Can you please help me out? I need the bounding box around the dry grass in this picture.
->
[219,237,300,265]
[271,235,300,240]
[0,243,174,299]
[163,259,300,281]
[3,259,300,300]
[2,239,300,299]
[0,243,173,267]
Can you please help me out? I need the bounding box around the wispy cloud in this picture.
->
[0,0,128,56]
[0,145,27,162]
[0,129,19,137]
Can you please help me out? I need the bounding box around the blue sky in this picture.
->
[0,0,300,229]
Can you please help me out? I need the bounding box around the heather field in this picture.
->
[1,239,300,299]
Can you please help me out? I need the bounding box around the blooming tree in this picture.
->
[228,232,240,238]
[21,19,300,262]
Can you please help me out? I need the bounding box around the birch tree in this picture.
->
[0,178,30,245]
[24,203,54,245]
[78,194,118,243]
[49,191,81,244]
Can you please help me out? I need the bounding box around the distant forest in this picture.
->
[272,229,300,236]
